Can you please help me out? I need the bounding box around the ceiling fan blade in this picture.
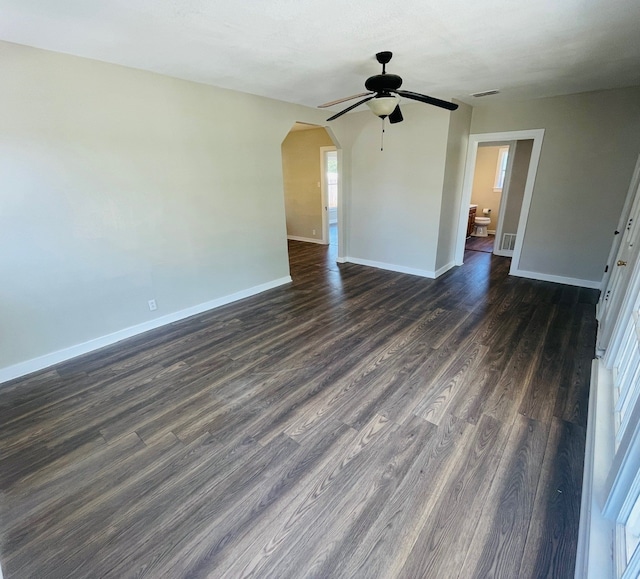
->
[326,95,376,121]
[318,92,374,108]
[396,90,458,111]
[389,105,403,124]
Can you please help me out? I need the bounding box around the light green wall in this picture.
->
[471,86,640,282]
[281,128,334,240]
[0,41,332,372]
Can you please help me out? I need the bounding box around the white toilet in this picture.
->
[474,216,491,237]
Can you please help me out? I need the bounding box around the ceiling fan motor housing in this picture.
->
[365,73,403,92]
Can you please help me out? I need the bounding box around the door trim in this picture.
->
[455,129,545,274]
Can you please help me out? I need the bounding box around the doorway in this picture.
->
[281,122,343,267]
[455,129,545,277]
[465,141,512,255]
[321,147,338,249]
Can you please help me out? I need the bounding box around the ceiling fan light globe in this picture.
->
[367,95,399,118]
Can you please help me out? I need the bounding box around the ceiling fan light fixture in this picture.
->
[367,95,399,118]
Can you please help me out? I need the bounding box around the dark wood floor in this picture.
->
[0,239,597,578]
[466,234,495,253]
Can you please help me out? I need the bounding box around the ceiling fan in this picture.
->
[319,51,458,124]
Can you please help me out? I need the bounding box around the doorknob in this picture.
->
[617,260,628,266]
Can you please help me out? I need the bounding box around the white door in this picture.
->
[320,147,337,244]
[599,156,640,317]
[326,150,338,224]
[577,157,640,579]
[598,169,640,353]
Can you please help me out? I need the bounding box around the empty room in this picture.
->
[1,1,640,577]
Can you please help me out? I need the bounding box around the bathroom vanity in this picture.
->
[467,205,477,238]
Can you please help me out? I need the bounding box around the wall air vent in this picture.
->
[471,89,500,98]
[501,233,517,251]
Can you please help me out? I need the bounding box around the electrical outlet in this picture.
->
[148,299,157,311]
[312,229,316,235]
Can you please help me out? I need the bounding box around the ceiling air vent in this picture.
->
[471,89,500,98]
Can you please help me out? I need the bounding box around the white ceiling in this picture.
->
[2,0,640,109]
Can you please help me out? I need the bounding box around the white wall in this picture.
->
[436,101,473,272]
[471,86,640,283]
[338,103,451,276]
[0,41,332,376]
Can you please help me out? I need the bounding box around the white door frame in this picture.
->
[319,146,336,245]
[455,129,545,276]
[493,141,517,257]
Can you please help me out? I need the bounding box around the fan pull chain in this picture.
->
[380,117,385,151]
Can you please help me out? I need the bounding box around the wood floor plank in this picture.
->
[554,305,597,427]
[269,415,437,579]
[459,415,550,578]
[282,315,432,441]
[412,340,490,426]
[90,430,316,578]
[2,432,180,558]
[183,419,363,577]
[335,413,470,578]
[517,417,586,579]
[2,430,143,515]
[5,431,219,575]
[518,304,576,424]
[216,414,395,579]
[397,413,512,578]
[480,304,555,422]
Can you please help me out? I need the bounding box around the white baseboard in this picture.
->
[434,262,456,278]
[509,268,600,289]
[345,256,435,279]
[493,249,514,257]
[0,276,292,385]
[575,359,615,578]
[287,235,326,245]
[336,257,347,263]
[488,229,496,235]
